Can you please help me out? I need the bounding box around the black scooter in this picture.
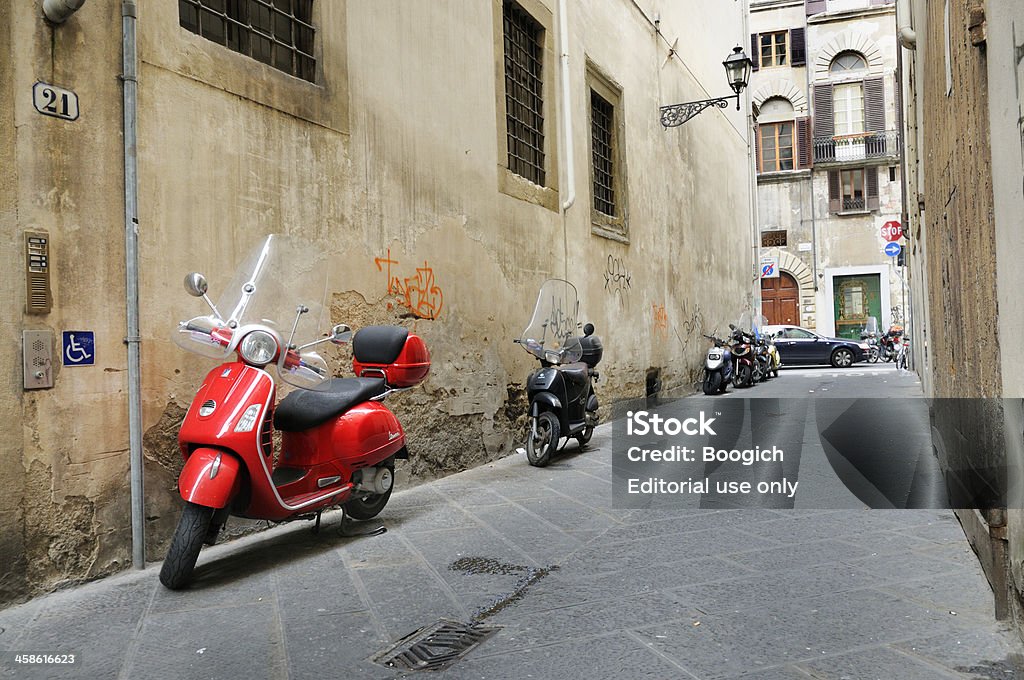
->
[515,280,603,467]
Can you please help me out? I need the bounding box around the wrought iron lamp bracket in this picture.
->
[659,95,738,128]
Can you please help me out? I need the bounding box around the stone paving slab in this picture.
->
[0,422,1021,680]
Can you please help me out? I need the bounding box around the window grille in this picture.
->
[591,90,616,217]
[761,230,788,247]
[179,0,316,83]
[503,1,545,186]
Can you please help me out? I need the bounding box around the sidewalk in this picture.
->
[1,422,1022,679]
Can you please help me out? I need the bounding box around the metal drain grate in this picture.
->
[372,619,499,671]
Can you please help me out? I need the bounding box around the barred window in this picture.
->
[503,1,545,186]
[179,0,316,83]
[591,91,616,217]
[761,230,788,247]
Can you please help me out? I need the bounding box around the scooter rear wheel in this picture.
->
[344,466,395,520]
[160,502,213,590]
[576,411,598,447]
[527,411,559,467]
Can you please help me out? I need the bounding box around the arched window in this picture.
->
[829,51,867,74]
[757,97,795,172]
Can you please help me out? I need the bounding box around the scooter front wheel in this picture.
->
[527,411,559,467]
[160,502,213,590]
[703,371,722,395]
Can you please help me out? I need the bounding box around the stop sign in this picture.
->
[881,221,902,242]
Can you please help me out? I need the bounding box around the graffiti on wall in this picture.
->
[374,248,445,319]
[652,304,668,339]
[679,300,705,338]
[604,255,632,299]
[891,305,904,325]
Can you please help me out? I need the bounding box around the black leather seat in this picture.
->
[274,377,387,432]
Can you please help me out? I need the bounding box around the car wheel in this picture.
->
[831,348,854,368]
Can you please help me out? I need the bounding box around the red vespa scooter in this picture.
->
[161,235,430,589]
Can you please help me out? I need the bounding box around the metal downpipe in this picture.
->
[42,0,86,24]
[122,0,144,569]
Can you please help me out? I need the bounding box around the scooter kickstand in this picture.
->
[312,510,322,535]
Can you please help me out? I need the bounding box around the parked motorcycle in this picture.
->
[860,316,881,363]
[728,322,757,388]
[702,333,734,394]
[516,279,602,467]
[161,235,430,589]
[752,314,776,381]
[880,324,904,362]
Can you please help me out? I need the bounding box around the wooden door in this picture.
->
[761,272,800,325]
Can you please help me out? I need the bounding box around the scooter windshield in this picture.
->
[173,234,334,390]
[863,316,880,336]
[518,279,583,365]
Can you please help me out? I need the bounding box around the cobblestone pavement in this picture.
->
[1,374,1022,678]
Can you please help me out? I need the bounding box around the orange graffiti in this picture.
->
[375,249,444,319]
[652,303,669,338]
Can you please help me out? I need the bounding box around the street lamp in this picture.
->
[660,46,753,128]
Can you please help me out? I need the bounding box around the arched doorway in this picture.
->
[762,271,800,325]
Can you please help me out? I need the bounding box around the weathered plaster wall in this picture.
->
[1,0,753,605]
[985,0,1024,640]
[0,1,133,604]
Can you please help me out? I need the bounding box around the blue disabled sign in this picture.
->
[884,242,901,257]
[62,331,95,366]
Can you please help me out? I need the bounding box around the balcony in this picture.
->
[812,130,901,165]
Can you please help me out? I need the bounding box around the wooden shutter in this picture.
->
[806,0,827,16]
[828,171,841,213]
[790,28,806,67]
[864,77,886,132]
[754,125,762,173]
[796,117,812,168]
[751,34,760,71]
[866,167,880,211]
[813,83,833,137]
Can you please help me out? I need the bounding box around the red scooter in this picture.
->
[161,235,430,589]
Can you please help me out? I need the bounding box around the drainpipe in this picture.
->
[558,0,574,281]
[42,0,86,24]
[897,0,917,49]
[122,0,144,570]
[558,0,575,213]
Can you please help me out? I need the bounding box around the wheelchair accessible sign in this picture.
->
[62,331,95,366]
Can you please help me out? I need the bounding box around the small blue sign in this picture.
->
[62,331,95,366]
[884,242,901,257]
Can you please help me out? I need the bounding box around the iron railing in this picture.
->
[813,130,901,164]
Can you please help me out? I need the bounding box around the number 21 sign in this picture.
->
[33,82,79,121]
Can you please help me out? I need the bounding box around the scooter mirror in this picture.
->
[184,272,208,298]
[330,323,353,345]
[583,323,595,337]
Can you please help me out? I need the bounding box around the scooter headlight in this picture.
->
[544,349,562,365]
[239,330,279,366]
[858,343,870,350]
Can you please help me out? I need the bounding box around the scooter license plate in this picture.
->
[708,353,722,361]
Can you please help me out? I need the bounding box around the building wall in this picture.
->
[985,0,1024,639]
[751,0,904,337]
[902,0,1024,637]
[0,0,753,604]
